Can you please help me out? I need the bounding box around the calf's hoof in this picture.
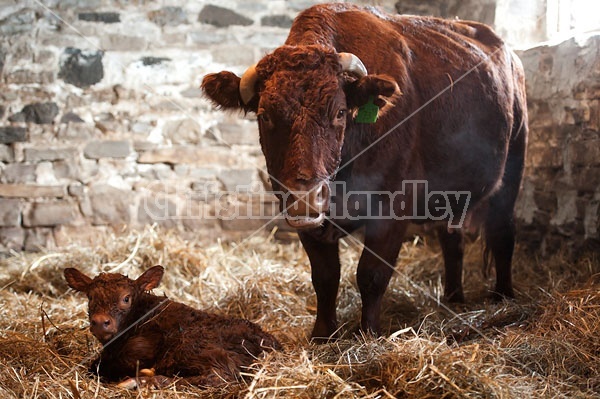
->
[117,369,172,389]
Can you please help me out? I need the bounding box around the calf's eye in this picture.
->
[122,295,130,304]
[336,109,347,119]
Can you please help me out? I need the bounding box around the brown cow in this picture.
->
[202,3,528,340]
[64,266,281,387]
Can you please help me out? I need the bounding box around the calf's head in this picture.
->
[202,45,398,229]
[64,266,164,344]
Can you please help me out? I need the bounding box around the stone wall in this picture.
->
[0,0,304,251]
[0,0,598,254]
[516,34,600,254]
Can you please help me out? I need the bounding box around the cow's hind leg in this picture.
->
[484,112,527,299]
[436,227,465,302]
[299,231,342,342]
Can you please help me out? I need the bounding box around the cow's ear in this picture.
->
[202,71,248,110]
[345,74,400,111]
[136,265,164,291]
[64,268,93,293]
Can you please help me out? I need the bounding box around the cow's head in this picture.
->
[202,45,398,229]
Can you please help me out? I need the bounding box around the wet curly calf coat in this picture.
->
[64,266,281,387]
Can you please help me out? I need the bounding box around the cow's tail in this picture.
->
[482,50,528,278]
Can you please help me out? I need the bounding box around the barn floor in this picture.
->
[0,226,598,398]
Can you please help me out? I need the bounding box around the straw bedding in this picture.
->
[0,226,598,398]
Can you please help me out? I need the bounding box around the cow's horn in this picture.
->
[239,64,258,105]
[339,53,368,77]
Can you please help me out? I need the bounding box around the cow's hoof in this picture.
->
[490,289,515,302]
[445,291,465,303]
[310,335,337,344]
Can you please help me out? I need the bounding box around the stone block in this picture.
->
[78,12,120,23]
[198,5,253,27]
[68,183,85,197]
[0,184,66,198]
[60,112,85,124]
[215,119,259,145]
[53,160,80,180]
[148,7,188,27]
[181,201,219,231]
[0,8,35,36]
[24,147,77,162]
[137,194,178,228]
[57,122,98,139]
[174,165,217,180]
[89,183,132,225]
[54,225,107,247]
[17,102,59,124]
[84,140,132,159]
[0,227,24,252]
[218,169,257,192]
[140,56,171,66]
[24,228,55,251]
[23,200,79,227]
[570,140,600,166]
[35,162,58,185]
[6,70,55,85]
[211,44,257,66]
[58,48,104,88]
[133,140,157,152]
[219,197,273,231]
[0,199,21,226]
[138,147,235,166]
[0,144,13,162]
[100,34,147,51]
[188,30,228,45]
[162,118,203,144]
[527,145,563,169]
[572,166,600,193]
[261,14,293,28]
[0,127,27,144]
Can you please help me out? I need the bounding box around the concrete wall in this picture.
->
[0,0,598,254]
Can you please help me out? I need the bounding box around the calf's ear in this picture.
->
[202,71,246,110]
[345,74,400,113]
[136,265,164,291]
[64,268,93,293]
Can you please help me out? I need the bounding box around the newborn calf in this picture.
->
[64,266,281,388]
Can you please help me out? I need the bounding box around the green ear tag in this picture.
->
[355,96,379,124]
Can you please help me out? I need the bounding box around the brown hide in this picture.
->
[202,3,528,340]
[64,267,281,387]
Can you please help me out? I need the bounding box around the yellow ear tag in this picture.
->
[355,96,379,124]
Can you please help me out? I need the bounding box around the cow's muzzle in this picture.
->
[284,181,330,229]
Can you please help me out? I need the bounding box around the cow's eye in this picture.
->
[122,295,130,304]
[336,109,347,120]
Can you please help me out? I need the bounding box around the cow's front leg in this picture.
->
[357,220,407,335]
[299,231,341,342]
